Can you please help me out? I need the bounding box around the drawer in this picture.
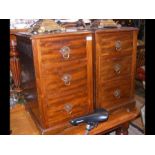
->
[40,56,87,76]
[99,76,132,110]
[96,31,133,56]
[99,55,132,82]
[46,92,90,127]
[39,35,87,61]
[42,60,88,98]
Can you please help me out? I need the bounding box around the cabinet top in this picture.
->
[95,27,138,33]
[15,27,138,39]
[16,29,92,39]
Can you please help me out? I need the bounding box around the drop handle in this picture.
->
[61,74,72,86]
[113,89,121,98]
[60,46,70,59]
[113,64,121,75]
[64,104,73,114]
[115,40,121,51]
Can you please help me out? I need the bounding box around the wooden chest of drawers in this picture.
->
[16,31,93,134]
[16,27,138,134]
[94,28,138,112]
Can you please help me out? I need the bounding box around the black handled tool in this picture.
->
[70,109,109,135]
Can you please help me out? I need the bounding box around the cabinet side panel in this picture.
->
[130,30,138,98]
[16,36,42,128]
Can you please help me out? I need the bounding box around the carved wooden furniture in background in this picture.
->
[10,40,21,92]
[10,29,27,41]
[16,27,139,135]
[10,29,27,92]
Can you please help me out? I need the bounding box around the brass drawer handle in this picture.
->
[64,103,73,114]
[61,74,72,85]
[113,64,121,75]
[113,89,121,98]
[115,40,121,51]
[60,46,70,60]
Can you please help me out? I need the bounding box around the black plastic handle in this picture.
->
[70,109,109,126]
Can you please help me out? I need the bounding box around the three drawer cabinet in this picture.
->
[16,31,93,134]
[94,28,138,112]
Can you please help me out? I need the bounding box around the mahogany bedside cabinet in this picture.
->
[16,30,94,134]
[93,27,139,134]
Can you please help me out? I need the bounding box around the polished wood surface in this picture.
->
[99,55,132,81]
[10,29,28,92]
[10,105,139,135]
[44,106,139,135]
[16,31,93,134]
[94,28,138,113]
[10,40,22,91]
[11,95,142,135]
[96,31,133,56]
[10,29,27,41]
[16,27,139,134]
[100,76,132,110]
[10,104,39,135]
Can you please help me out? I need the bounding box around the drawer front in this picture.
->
[40,56,87,76]
[39,35,89,76]
[96,31,133,56]
[46,93,89,127]
[42,60,88,98]
[99,55,132,82]
[39,35,87,63]
[99,77,132,110]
